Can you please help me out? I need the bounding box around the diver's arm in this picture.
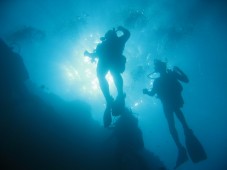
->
[84,43,102,61]
[84,50,96,58]
[173,66,189,83]
[84,50,97,63]
[117,26,130,42]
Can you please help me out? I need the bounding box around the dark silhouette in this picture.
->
[0,43,166,169]
[0,39,29,108]
[84,26,130,127]
[143,60,206,169]
[111,108,166,170]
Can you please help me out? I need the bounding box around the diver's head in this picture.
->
[104,29,117,40]
[154,59,167,73]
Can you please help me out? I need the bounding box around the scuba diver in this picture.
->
[84,26,130,128]
[143,60,207,169]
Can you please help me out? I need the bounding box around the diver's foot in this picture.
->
[112,94,126,116]
[103,107,112,128]
[174,147,188,169]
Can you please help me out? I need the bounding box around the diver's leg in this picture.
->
[164,106,183,150]
[97,63,113,127]
[164,107,188,169]
[164,105,188,169]
[175,108,190,132]
[109,70,125,116]
[110,70,124,98]
[97,63,112,104]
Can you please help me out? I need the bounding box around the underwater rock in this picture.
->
[95,108,166,170]
[0,39,29,105]
[0,41,166,169]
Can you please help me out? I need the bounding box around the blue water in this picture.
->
[1,0,227,169]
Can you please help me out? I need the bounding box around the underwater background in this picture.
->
[0,0,227,170]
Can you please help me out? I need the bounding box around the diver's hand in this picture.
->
[143,88,149,95]
[116,26,130,39]
[84,50,95,63]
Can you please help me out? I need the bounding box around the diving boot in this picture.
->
[112,93,126,116]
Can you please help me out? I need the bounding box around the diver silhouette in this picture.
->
[84,26,130,127]
[143,60,206,169]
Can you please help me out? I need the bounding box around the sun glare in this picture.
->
[57,31,145,110]
[58,31,119,101]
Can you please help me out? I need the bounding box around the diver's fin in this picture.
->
[174,147,188,169]
[185,129,207,163]
[112,94,126,116]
